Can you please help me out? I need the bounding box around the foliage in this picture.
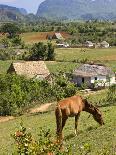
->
[12,123,72,155]
[29,42,55,61]
[0,49,16,60]
[11,35,22,46]
[106,84,116,103]
[0,37,10,48]
[0,74,77,115]
[1,23,20,38]
[47,42,55,61]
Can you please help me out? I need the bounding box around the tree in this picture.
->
[30,42,47,60]
[1,37,10,48]
[1,23,20,38]
[29,42,55,61]
[11,35,22,46]
[47,43,55,60]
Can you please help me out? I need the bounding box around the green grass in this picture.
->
[0,60,13,74]
[55,47,116,61]
[0,105,116,154]
[0,48,115,74]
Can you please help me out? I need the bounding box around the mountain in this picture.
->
[0,4,27,21]
[36,0,116,20]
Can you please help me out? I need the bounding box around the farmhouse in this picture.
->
[84,41,94,48]
[72,64,115,88]
[7,61,50,80]
[100,41,109,48]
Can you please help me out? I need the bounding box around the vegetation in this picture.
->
[29,42,55,61]
[0,73,76,116]
[0,102,115,154]
[12,123,71,154]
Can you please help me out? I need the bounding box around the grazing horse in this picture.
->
[55,95,104,142]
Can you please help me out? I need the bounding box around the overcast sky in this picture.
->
[0,0,45,13]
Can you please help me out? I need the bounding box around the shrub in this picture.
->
[0,74,77,115]
[12,123,72,154]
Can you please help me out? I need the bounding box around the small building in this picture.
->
[72,64,115,88]
[100,41,109,48]
[52,33,64,40]
[7,61,50,80]
[84,41,94,48]
[57,42,69,48]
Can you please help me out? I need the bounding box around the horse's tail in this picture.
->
[55,104,62,142]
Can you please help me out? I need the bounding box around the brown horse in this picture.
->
[55,95,104,142]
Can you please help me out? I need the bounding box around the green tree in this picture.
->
[47,42,55,60]
[1,37,10,48]
[11,35,22,46]
[1,23,20,38]
[29,42,47,60]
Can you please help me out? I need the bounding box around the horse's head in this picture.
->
[93,107,104,125]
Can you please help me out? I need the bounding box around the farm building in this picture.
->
[72,64,115,88]
[100,41,109,48]
[7,61,50,80]
[84,41,94,48]
[52,33,64,40]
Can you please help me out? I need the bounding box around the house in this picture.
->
[100,41,109,48]
[52,33,64,40]
[84,41,94,48]
[57,42,69,48]
[7,61,50,80]
[72,64,115,88]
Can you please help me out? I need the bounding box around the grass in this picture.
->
[0,104,116,154]
[0,60,13,74]
[55,47,116,62]
[0,47,116,74]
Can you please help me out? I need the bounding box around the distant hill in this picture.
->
[0,4,28,22]
[36,0,116,20]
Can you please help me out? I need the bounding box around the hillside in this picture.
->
[37,0,116,20]
[0,4,27,22]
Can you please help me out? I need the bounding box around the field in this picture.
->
[0,38,116,154]
[0,92,116,154]
[0,47,116,74]
[21,31,71,44]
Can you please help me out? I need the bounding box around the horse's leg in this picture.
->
[75,112,80,136]
[61,116,68,139]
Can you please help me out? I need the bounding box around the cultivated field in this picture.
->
[21,31,71,44]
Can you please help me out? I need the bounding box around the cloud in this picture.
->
[0,0,16,3]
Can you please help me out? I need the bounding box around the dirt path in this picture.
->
[0,116,14,123]
[29,102,54,114]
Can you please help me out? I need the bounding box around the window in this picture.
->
[82,77,84,83]
[95,77,97,80]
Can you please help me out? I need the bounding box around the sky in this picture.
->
[0,0,45,14]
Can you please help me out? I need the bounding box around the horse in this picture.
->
[55,95,104,142]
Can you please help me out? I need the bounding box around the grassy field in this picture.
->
[0,46,116,154]
[55,47,116,62]
[0,47,116,74]
[0,102,116,154]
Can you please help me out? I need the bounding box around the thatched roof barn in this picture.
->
[7,61,50,80]
[52,33,64,40]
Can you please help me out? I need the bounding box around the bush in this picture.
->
[29,42,55,61]
[106,84,116,103]
[0,74,77,115]
[12,123,72,154]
